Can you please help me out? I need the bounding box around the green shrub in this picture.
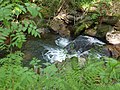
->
[39,56,120,90]
[0,52,120,90]
[0,0,42,51]
[0,51,41,90]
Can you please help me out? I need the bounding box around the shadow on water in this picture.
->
[1,31,111,67]
[22,32,66,67]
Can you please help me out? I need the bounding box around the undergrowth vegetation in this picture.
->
[0,0,41,52]
[0,0,120,90]
[0,52,120,90]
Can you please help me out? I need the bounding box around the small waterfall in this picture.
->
[55,37,70,48]
[22,33,107,64]
[42,47,67,63]
[42,37,70,63]
[83,36,105,45]
[42,36,106,63]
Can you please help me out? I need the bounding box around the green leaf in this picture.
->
[28,28,32,34]
[34,32,38,37]
[22,27,27,32]
[11,22,18,30]
[0,39,4,43]
[3,19,10,27]
[12,36,18,42]
[0,0,3,4]
[19,24,23,30]
[39,13,43,19]
[25,3,39,17]
[13,7,21,16]
[31,30,35,36]
[23,20,29,27]
[0,36,6,40]
[29,24,33,28]
[2,33,8,37]
[17,42,23,48]
[17,4,26,13]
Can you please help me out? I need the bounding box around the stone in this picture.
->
[106,44,120,59]
[106,30,120,44]
[110,0,120,16]
[84,28,97,36]
[102,16,119,25]
[74,21,94,37]
[65,35,105,54]
[96,24,112,38]
[49,16,70,37]
[114,20,120,31]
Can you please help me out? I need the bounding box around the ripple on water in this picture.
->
[55,37,70,48]
[42,47,67,63]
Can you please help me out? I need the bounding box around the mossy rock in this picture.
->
[96,24,112,38]
[84,28,97,36]
[74,21,94,37]
[102,16,119,25]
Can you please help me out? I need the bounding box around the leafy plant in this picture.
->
[0,51,120,90]
[0,0,42,51]
[39,56,120,90]
[38,0,60,17]
[0,51,41,90]
[0,19,40,51]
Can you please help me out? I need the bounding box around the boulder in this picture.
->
[106,30,120,44]
[65,35,105,54]
[84,28,97,36]
[106,44,120,59]
[102,16,119,25]
[74,21,94,37]
[84,24,113,40]
[114,20,120,31]
[49,15,70,37]
[96,24,112,38]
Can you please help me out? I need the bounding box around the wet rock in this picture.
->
[64,35,120,59]
[84,24,113,40]
[90,45,111,57]
[37,27,50,38]
[65,35,105,54]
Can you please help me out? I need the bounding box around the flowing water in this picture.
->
[22,33,71,65]
[22,33,105,65]
[42,37,70,63]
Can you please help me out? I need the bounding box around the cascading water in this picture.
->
[55,37,70,48]
[22,33,106,64]
[42,37,70,63]
[42,35,105,63]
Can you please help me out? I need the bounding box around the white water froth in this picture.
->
[55,37,70,48]
[42,47,67,63]
[42,36,105,63]
[84,36,105,45]
[42,37,71,63]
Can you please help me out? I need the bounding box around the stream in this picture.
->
[22,31,107,66]
[22,33,70,65]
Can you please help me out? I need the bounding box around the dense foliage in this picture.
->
[0,0,41,51]
[0,52,120,90]
[0,0,120,90]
